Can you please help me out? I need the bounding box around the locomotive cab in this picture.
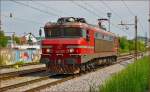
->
[40,17,94,74]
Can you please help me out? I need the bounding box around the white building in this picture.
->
[24,33,38,44]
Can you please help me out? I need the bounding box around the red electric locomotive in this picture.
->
[40,17,119,74]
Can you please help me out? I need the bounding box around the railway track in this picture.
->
[24,54,136,92]
[0,53,133,80]
[0,67,46,80]
[0,53,141,92]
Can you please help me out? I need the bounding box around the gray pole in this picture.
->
[0,16,2,31]
[0,2,1,31]
[109,17,110,32]
[107,12,112,32]
[0,20,1,31]
[149,0,150,55]
[135,16,138,60]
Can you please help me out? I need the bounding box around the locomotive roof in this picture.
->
[45,22,116,37]
[45,22,88,28]
[91,25,116,36]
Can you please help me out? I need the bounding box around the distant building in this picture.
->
[20,36,27,45]
[20,33,38,45]
[7,40,16,48]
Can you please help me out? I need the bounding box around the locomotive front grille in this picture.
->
[47,64,80,74]
[40,58,50,65]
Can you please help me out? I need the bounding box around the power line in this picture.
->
[83,1,106,15]
[10,0,59,17]
[77,1,130,36]
[121,0,135,15]
[121,0,145,35]
[97,0,131,35]
[71,1,100,18]
[98,0,139,36]
[100,0,123,20]
[30,0,69,16]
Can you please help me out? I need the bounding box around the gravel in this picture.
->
[39,59,135,92]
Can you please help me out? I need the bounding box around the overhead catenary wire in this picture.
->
[98,1,134,36]
[78,0,131,36]
[10,0,60,17]
[2,0,145,38]
[121,0,145,35]
[121,0,135,16]
[30,0,70,17]
[83,1,106,15]
[100,0,123,20]
[97,0,131,36]
[71,1,100,18]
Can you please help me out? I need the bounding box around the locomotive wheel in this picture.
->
[80,65,86,72]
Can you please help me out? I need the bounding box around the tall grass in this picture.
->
[99,56,150,92]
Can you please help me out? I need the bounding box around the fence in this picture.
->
[0,48,41,65]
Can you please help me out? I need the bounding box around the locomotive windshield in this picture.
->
[45,27,86,38]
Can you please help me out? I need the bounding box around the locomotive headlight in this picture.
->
[69,48,74,53]
[46,48,51,53]
[57,59,61,64]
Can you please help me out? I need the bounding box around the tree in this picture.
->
[14,36,21,45]
[119,36,146,53]
[119,36,129,53]
[0,30,4,36]
[0,30,8,47]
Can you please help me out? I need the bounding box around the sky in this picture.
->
[1,0,149,39]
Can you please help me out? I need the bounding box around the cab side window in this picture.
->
[82,29,87,38]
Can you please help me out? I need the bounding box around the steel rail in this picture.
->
[0,67,46,80]
[0,75,50,92]
[0,74,70,92]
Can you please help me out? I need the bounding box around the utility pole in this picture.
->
[0,0,1,30]
[149,0,150,55]
[0,0,1,31]
[119,16,138,60]
[135,16,138,60]
[145,32,147,49]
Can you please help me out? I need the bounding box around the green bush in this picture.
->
[99,56,150,92]
[13,61,26,67]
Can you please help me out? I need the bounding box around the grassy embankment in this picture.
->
[99,56,150,92]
